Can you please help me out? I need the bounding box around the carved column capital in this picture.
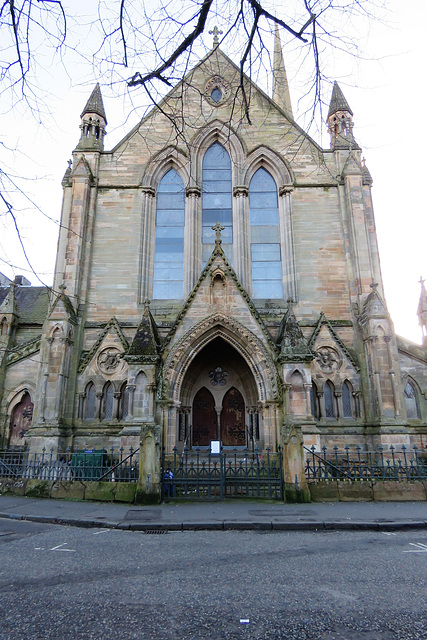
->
[233,186,248,198]
[140,186,156,198]
[279,186,294,197]
[185,186,201,198]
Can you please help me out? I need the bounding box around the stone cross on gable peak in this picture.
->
[209,26,223,47]
[212,221,225,244]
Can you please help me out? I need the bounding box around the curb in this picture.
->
[1,512,427,532]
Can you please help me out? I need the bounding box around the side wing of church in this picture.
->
[1,34,427,490]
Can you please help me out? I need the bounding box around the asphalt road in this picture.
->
[0,518,426,640]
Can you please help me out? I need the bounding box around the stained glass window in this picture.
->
[249,168,283,298]
[202,143,233,265]
[153,169,185,299]
[84,383,96,420]
[324,381,336,419]
[342,381,353,418]
[404,380,419,419]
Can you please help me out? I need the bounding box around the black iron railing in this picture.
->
[162,447,283,500]
[304,445,427,482]
[0,446,139,482]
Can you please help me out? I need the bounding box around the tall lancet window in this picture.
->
[153,169,185,299]
[249,168,283,298]
[202,143,233,265]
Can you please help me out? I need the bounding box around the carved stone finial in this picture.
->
[144,297,151,310]
[370,281,378,290]
[209,26,223,47]
[59,282,66,292]
[67,159,72,169]
[212,221,225,245]
[419,276,425,287]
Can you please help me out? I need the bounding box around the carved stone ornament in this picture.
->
[205,76,230,104]
[97,347,123,375]
[315,346,342,373]
[209,366,228,386]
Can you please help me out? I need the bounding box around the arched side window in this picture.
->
[102,382,114,420]
[119,382,129,421]
[342,380,354,418]
[1,317,7,336]
[289,371,305,415]
[249,168,283,298]
[84,382,96,420]
[404,380,419,419]
[324,381,336,419]
[202,143,232,265]
[310,381,320,420]
[153,169,185,299]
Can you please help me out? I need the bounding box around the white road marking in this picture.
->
[49,542,76,552]
[382,532,397,536]
[403,542,427,553]
[93,530,110,535]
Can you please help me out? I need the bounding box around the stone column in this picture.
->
[278,187,296,301]
[281,424,310,502]
[184,187,201,296]
[139,187,156,301]
[95,392,103,420]
[233,186,249,290]
[136,424,161,504]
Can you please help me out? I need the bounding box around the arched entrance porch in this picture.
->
[179,337,260,449]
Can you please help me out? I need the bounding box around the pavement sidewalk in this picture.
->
[1,495,427,531]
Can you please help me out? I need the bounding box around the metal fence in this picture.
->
[304,445,427,482]
[162,447,283,500]
[0,447,139,482]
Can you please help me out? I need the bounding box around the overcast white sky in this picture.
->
[1,0,425,343]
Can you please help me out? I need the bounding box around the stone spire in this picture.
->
[417,277,427,346]
[80,83,107,123]
[272,23,293,118]
[76,83,107,151]
[327,81,358,150]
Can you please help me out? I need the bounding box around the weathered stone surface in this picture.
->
[309,482,339,502]
[338,481,373,502]
[373,481,426,502]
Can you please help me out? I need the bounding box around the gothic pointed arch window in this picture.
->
[324,381,336,419]
[84,382,96,420]
[249,168,283,298]
[102,382,114,420]
[153,169,185,299]
[202,143,232,265]
[342,380,354,418]
[404,379,419,419]
[310,381,320,420]
[1,317,7,336]
[119,382,129,420]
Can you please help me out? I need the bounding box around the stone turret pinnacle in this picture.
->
[327,81,359,150]
[272,24,293,118]
[76,83,107,151]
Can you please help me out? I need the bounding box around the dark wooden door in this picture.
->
[9,392,33,447]
[220,387,246,446]
[192,387,217,446]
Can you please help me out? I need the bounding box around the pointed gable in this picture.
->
[276,304,313,362]
[328,81,353,118]
[309,312,359,372]
[162,240,276,354]
[78,317,129,374]
[125,301,159,364]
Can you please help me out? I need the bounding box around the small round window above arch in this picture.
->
[205,75,230,105]
[211,87,222,103]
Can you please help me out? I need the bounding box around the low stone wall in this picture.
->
[0,477,137,503]
[309,480,427,502]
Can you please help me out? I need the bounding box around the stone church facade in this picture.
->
[1,33,427,494]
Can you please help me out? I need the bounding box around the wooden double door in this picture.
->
[192,386,246,447]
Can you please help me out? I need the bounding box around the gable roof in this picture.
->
[0,286,49,324]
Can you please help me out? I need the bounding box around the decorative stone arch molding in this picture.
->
[162,314,280,405]
[190,119,246,184]
[243,145,294,187]
[140,145,190,189]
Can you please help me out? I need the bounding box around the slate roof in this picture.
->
[0,286,49,324]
